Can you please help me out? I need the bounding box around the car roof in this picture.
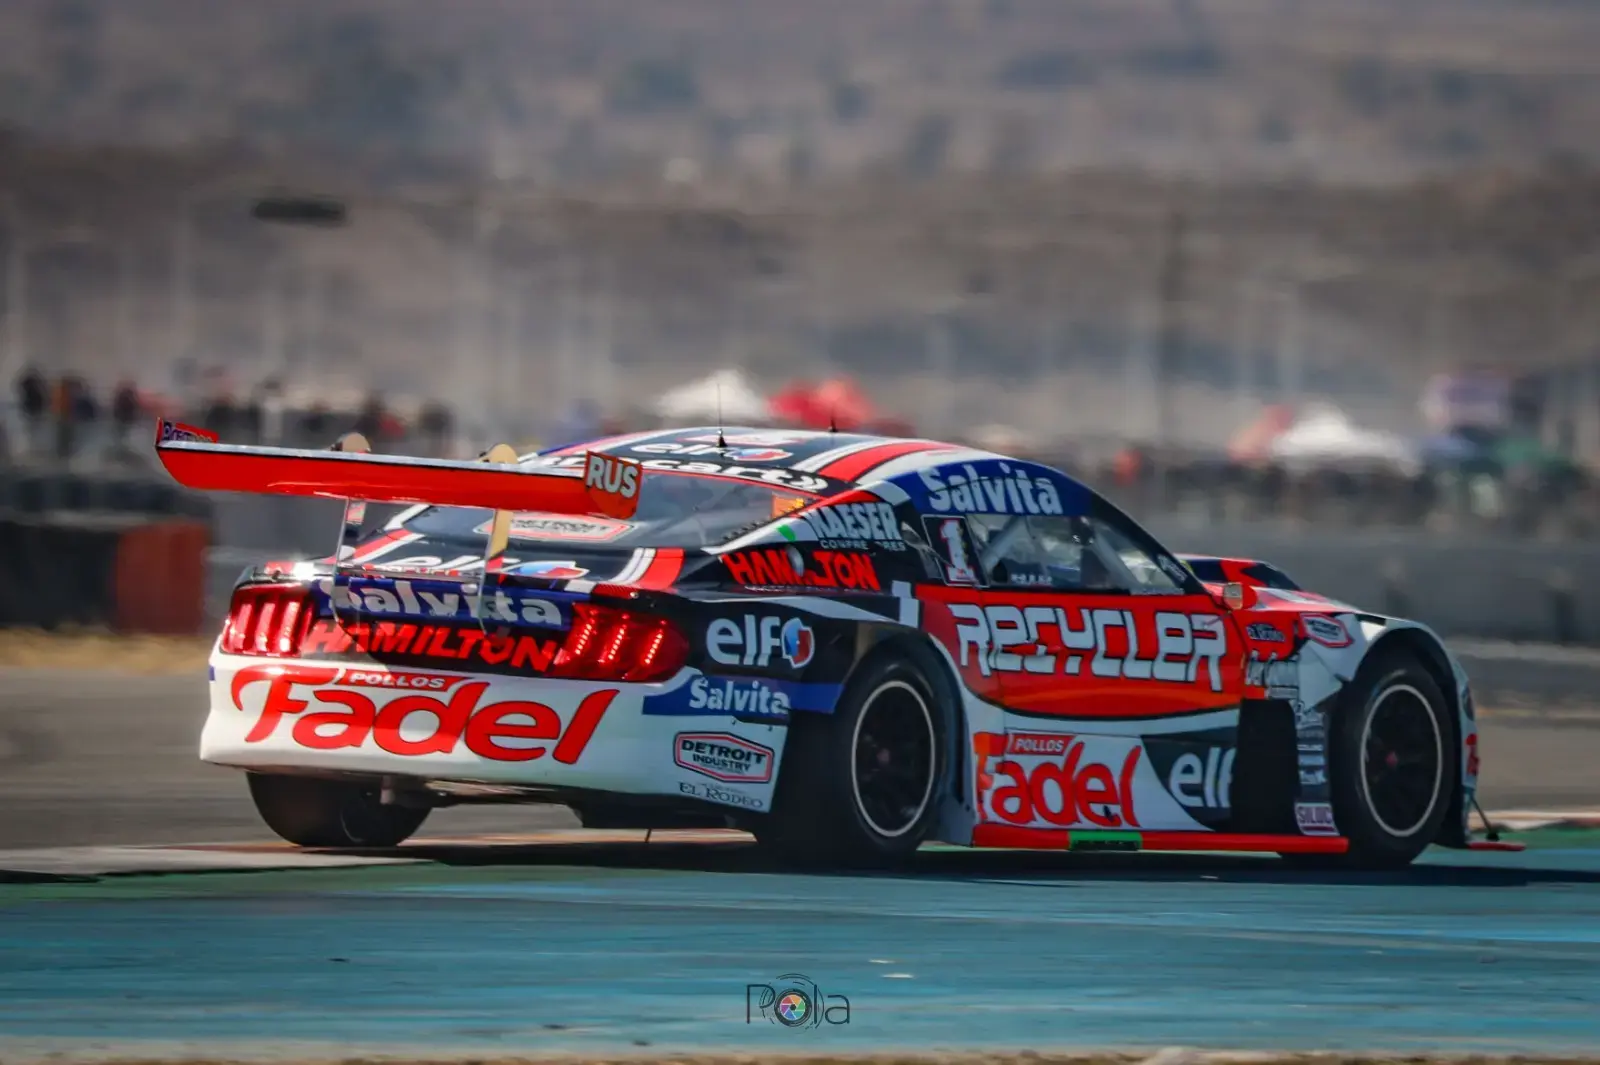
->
[541,426,992,486]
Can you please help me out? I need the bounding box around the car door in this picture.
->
[963,512,1245,720]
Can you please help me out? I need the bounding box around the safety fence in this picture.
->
[0,469,213,635]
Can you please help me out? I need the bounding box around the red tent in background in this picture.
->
[1227,404,1296,464]
[767,376,878,431]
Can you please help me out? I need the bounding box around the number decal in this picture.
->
[921,511,979,585]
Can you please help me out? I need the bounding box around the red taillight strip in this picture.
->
[222,585,314,658]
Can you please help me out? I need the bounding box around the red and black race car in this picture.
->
[157,420,1511,867]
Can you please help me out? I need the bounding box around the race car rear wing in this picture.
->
[153,418,642,627]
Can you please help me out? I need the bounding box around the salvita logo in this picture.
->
[675,732,775,783]
[684,675,794,716]
[314,578,565,628]
[706,615,819,670]
[642,674,841,719]
[585,452,643,519]
[916,462,1065,515]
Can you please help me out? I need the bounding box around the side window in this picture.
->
[964,514,1185,594]
[1089,518,1185,594]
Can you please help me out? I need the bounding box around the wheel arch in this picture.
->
[1362,625,1467,847]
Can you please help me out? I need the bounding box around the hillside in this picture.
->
[2,0,1600,183]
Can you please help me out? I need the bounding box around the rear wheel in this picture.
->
[757,650,949,867]
[247,773,430,848]
[1289,651,1454,869]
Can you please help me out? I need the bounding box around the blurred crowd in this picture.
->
[3,364,1596,539]
[3,367,461,465]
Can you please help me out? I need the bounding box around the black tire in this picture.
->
[757,647,951,868]
[247,773,430,848]
[1304,651,1456,869]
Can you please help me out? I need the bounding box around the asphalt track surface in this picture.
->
[2,640,1598,850]
[3,840,1600,1055]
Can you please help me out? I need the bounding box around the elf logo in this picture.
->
[706,615,817,670]
[1166,746,1236,810]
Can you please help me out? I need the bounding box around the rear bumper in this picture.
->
[203,653,789,813]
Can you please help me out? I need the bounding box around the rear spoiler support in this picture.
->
[324,435,521,632]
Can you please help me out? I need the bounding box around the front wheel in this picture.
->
[1309,652,1456,869]
[757,651,950,867]
[247,772,430,848]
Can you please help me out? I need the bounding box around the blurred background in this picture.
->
[3,0,1600,641]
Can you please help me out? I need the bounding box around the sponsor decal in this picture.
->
[1301,615,1352,648]
[1245,654,1297,692]
[685,431,810,447]
[532,453,830,493]
[1299,768,1327,786]
[706,616,818,670]
[314,577,566,628]
[679,779,766,810]
[638,458,829,494]
[156,419,219,444]
[631,441,792,461]
[1164,746,1235,811]
[473,514,632,542]
[642,674,839,718]
[1298,753,1326,768]
[674,732,775,783]
[584,451,643,519]
[723,548,882,592]
[1293,702,1323,730]
[974,731,1142,828]
[1465,730,1480,778]
[788,501,905,552]
[781,617,814,667]
[1295,801,1338,836]
[504,560,589,580]
[1159,555,1192,586]
[947,603,1228,692]
[229,665,613,763]
[1246,622,1287,643]
[915,461,1066,516]
[300,620,564,672]
[924,516,984,586]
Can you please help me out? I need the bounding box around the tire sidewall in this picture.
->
[1329,655,1457,865]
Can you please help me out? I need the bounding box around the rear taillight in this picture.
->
[221,584,314,656]
[548,602,688,683]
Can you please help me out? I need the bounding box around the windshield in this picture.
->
[398,471,812,550]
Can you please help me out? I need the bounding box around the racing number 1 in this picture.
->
[936,517,980,586]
